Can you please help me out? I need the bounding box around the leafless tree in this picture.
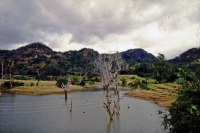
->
[61,77,71,100]
[94,52,128,96]
[36,70,41,86]
[94,52,128,120]
[8,60,14,89]
[0,59,4,86]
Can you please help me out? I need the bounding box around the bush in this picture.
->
[56,78,68,87]
[140,83,149,90]
[79,80,85,86]
[120,77,127,86]
[95,77,101,82]
[71,77,80,85]
[87,81,94,85]
[4,81,24,88]
[30,82,34,86]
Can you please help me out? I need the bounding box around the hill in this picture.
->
[169,47,200,65]
[0,42,199,78]
[121,48,156,65]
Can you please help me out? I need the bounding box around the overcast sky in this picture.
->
[0,0,199,59]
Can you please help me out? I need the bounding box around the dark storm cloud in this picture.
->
[0,0,199,54]
[0,0,136,49]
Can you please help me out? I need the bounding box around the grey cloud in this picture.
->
[0,0,137,48]
[0,0,199,51]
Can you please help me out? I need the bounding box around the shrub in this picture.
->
[56,78,68,87]
[71,77,80,85]
[30,82,34,86]
[140,83,149,90]
[95,77,101,82]
[120,77,127,86]
[79,80,85,86]
[4,81,24,88]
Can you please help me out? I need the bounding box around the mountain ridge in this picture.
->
[0,42,199,76]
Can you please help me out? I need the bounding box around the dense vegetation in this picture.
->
[162,68,200,132]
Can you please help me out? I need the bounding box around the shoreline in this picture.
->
[2,85,176,107]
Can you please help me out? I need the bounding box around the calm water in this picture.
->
[0,91,167,133]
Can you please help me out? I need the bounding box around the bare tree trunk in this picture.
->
[1,60,3,81]
[104,102,114,120]
[93,52,128,120]
[115,100,120,115]
[36,70,41,86]
[61,78,71,100]
[9,65,12,89]
[0,59,3,86]
[64,90,67,100]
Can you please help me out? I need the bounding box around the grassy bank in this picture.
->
[3,80,85,95]
[124,82,180,107]
[2,75,180,107]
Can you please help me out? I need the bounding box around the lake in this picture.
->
[0,91,167,133]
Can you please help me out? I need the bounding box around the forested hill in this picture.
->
[0,42,199,77]
[169,47,200,65]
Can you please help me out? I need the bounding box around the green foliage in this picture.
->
[4,81,24,88]
[162,74,200,132]
[87,81,94,85]
[140,83,149,90]
[56,78,68,87]
[128,77,149,90]
[120,77,127,86]
[30,82,34,86]
[71,77,80,85]
[176,68,196,84]
[15,75,30,80]
[128,78,140,87]
[94,77,101,82]
[148,54,174,83]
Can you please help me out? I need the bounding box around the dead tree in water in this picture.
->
[8,60,14,89]
[94,52,128,120]
[94,52,128,97]
[103,102,115,120]
[103,100,121,120]
[61,77,71,100]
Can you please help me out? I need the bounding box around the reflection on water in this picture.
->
[0,91,167,133]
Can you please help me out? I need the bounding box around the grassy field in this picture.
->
[2,75,180,107]
[3,79,84,95]
[122,76,180,107]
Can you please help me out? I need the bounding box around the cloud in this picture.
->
[0,0,199,59]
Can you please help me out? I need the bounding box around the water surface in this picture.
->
[0,91,167,133]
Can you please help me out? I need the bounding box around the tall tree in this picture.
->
[148,53,172,83]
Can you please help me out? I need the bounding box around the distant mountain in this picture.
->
[121,48,156,65]
[0,42,199,77]
[169,47,200,65]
